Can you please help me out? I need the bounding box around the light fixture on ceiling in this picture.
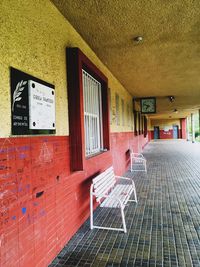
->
[173,109,178,113]
[133,36,143,44]
[168,96,175,102]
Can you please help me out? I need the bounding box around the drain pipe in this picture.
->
[191,113,195,143]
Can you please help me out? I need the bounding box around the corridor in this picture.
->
[50,140,200,267]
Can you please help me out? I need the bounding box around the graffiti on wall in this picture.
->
[0,138,55,229]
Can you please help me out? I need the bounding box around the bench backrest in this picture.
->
[92,166,116,202]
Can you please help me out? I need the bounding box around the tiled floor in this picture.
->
[49,140,200,267]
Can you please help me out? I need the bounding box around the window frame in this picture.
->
[141,115,144,134]
[66,48,110,171]
[82,69,103,157]
[134,110,138,136]
[144,116,148,137]
[138,112,141,135]
[115,93,120,126]
[121,98,125,126]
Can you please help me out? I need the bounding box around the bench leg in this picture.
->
[90,194,94,230]
[134,186,137,203]
[130,156,133,172]
[120,207,127,233]
[128,187,137,203]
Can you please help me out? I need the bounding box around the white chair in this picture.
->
[130,149,147,172]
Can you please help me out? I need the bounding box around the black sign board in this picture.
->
[10,67,55,135]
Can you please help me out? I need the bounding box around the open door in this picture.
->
[173,125,179,139]
[154,126,160,139]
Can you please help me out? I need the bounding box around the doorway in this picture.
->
[154,126,160,139]
[173,125,179,139]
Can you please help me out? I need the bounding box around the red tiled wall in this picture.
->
[180,118,187,139]
[160,129,173,139]
[150,128,183,140]
[111,132,148,175]
[148,131,152,141]
[0,132,148,267]
[150,131,154,140]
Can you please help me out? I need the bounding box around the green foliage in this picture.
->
[188,112,200,133]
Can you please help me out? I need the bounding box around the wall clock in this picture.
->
[140,97,156,114]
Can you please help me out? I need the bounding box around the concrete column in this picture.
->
[186,116,190,141]
[191,113,195,143]
[199,109,200,138]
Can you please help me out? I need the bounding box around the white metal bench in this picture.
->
[130,149,147,172]
[90,166,137,233]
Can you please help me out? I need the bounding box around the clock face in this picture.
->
[140,98,156,114]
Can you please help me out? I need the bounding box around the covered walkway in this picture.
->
[50,140,200,267]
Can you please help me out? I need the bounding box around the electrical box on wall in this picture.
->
[11,67,56,135]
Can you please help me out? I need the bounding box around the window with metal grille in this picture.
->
[67,48,110,171]
[121,99,125,126]
[82,70,103,156]
[115,93,120,125]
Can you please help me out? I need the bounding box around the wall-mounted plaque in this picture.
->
[11,67,55,135]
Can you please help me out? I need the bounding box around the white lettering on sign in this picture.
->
[28,80,55,130]
[13,115,23,120]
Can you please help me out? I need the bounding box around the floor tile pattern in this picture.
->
[49,140,200,267]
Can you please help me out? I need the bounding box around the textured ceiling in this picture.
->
[52,0,200,118]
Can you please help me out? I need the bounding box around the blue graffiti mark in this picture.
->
[0,174,14,179]
[27,214,31,224]
[22,207,27,214]
[26,184,30,189]
[11,183,30,194]
[0,147,16,154]
[26,208,46,224]
[39,209,46,216]
[19,153,26,159]
[18,186,23,192]
[18,146,30,151]
[12,215,16,220]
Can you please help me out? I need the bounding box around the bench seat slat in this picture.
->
[93,167,114,183]
[93,172,115,189]
[95,180,116,202]
[100,185,131,208]
[95,181,115,198]
[100,184,133,208]
[93,179,115,192]
[93,169,116,200]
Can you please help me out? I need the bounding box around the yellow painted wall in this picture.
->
[150,119,180,130]
[0,0,134,137]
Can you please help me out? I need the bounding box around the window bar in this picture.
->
[92,79,95,152]
[95,82,98,152]
[83,70,102,156]
[82,70,86,154]
[89,74,92,155]
[99,83,103,150]
[86,72,90,155]
[93,79,96,151]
